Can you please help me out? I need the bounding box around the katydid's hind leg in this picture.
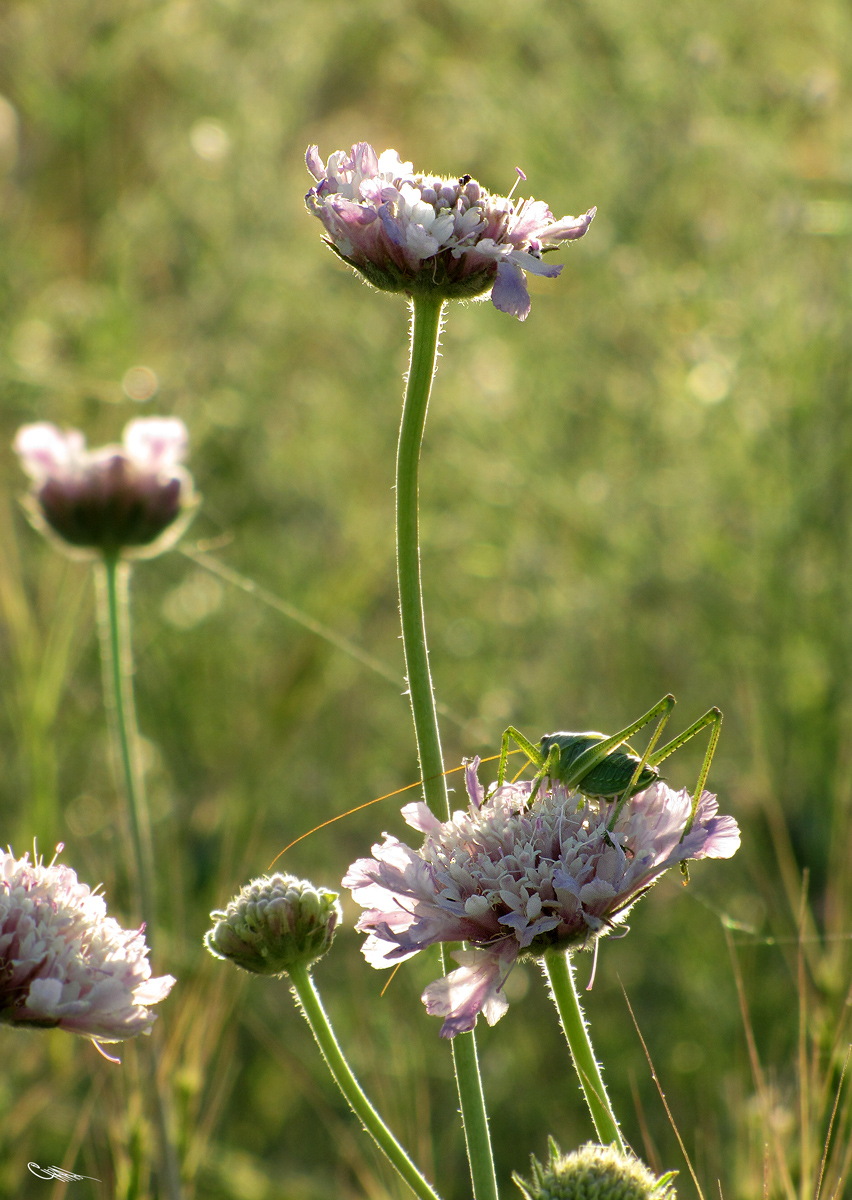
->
[647,706,723,828]
[498,726,542,787]
[683,708,723,832]
[647,706,722,775]
[562,693,676,791]
[644,704,722,869]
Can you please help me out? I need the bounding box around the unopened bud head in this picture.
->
[12,417,196,560]
[513,1140,676,1200]
[204,874,341,976]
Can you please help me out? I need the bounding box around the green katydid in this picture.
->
[497,693,722,836]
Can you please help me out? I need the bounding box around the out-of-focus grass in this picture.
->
[1,0,852,1196]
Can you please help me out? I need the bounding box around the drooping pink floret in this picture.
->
[0,848,175,1042]
[305,143,595,320]
[344,760,739,1037]
[12,417,196,559]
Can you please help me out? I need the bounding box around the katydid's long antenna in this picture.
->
[267,750,520,867]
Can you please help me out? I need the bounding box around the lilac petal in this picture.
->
[422,947,514,1038]
[491,261,532,321]
[352,142,379,179]
[508,197,554,241]
[507,248,563,279]
[401,802,442,835]
[541,207,597,242]
[465,757,485,808]
[14,424,85,481]
[123,418,188,471]
[305,145,326,182]
[680,792,741,860]
[379,205,406,247]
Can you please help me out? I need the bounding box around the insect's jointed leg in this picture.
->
[529,740,562,804]
[498,726,543,787]
[563,694,676,791]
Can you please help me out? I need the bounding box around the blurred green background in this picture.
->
[2,0,852,1196]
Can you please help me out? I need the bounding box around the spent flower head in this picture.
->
[0,847,175,1042]
[205,874,342,976]
[305,142,595,320]
[13,417,196,560]
[514,1140,676,1200]
[344,758,739,1037]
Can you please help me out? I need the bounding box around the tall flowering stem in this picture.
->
[95,556,182,1200]
[397,295,449,818]
[396,295,498,1200]
[96,556,155,935]
[288,962,443,1200]
[543,950,624,1152]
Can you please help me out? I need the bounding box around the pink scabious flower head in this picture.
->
[305,143,595,321]
[205,874,342,977]
[13,417,197,560]
[0,847,175,1042]
[344,759,740,1038]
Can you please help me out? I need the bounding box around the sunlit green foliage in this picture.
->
[2,0,852,1196]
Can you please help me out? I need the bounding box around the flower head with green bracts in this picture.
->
[0,847,175,1042]
[514,1140,677,1200]
[205,874,342,977]
[13,417,196,560]
[305,143,595,320]
[344,758,739,1037]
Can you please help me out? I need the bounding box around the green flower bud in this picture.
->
[204,874,341,976]
[513,1140,676,1200]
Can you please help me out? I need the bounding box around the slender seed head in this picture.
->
[205,874,342,976]
[513,1140,677,1200]
[13,417,197,560]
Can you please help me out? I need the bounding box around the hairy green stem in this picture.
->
[396,295,499,1200]
[96,557,155,933]
[396,296,449,819]
[95,556,182,1200]
[543,950,624,1151]
[288,963,443,1200]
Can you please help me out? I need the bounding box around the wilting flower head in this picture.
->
[344,759,739,1037]
[305,143,595,320]
[514,1139,676,1200]
[0,847,175,1042]
[205,874,342,976]
[13,417,196,559]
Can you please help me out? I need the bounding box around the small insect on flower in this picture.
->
[498,694,722,838]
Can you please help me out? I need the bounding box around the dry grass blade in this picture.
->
[798,872,810,1200]
[815,1044,850,1200]
[724,927,797,1200]
[619,978,704,1200]
[628,1066,661,1174]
